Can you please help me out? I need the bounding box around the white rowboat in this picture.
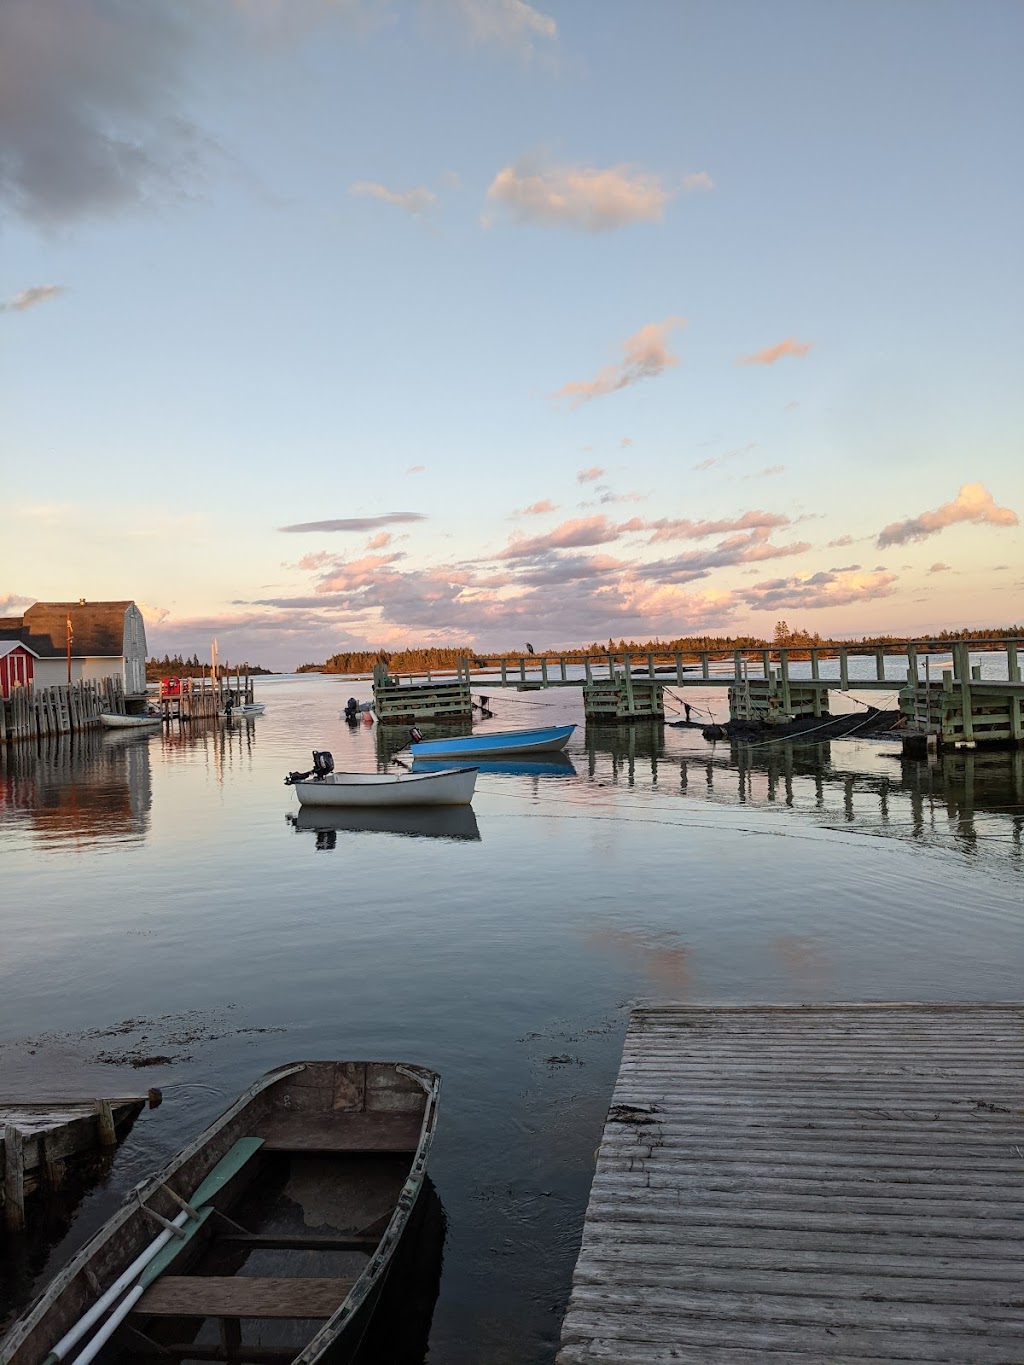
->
[292,767,477,808]
[99,713,162,729]
[227,702,266,717]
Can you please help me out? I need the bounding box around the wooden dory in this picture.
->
[98,714,161,730]
[1,1061,440,1365]
[290,768,477,809]
[408,723,574,760]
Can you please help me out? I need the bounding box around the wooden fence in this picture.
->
[0,678,125,745]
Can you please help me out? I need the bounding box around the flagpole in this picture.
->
[66,613,73,684]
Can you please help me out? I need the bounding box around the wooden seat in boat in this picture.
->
[258,1111,421,1153]
[136,1276,355,1320]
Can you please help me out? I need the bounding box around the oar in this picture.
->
[44,1138,264,1364]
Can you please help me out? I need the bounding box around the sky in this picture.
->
[1,0,1022,670]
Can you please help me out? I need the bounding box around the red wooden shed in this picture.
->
[0,641,39,698]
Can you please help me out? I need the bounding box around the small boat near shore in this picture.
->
[99,712,161,730]
[226,702,266,718]
[1,1060,441,1365]
[407,723,574,761]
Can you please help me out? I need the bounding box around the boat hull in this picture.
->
[293,767,477,808]
[1,1061,441,1365]
[409,723,574,760]
[98,713,161,729]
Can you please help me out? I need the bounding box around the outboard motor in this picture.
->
[312,751,334,778]
[409,726,423,745]
[285,750,335,785]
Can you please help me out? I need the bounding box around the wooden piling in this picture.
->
[3,1124,26,1231]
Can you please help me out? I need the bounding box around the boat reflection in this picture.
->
[287,804,481,847]
[411,752,577,779]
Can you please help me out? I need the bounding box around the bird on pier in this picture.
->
[525,642,535,654]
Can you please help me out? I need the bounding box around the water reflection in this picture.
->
[0,731,152,850]
[286,805,481,846]
[682,738,1024,860]
[585,722,667,785]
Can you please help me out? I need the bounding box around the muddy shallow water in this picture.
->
[1,672,1022,1361]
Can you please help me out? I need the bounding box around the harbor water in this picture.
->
[1,671,1022,1362]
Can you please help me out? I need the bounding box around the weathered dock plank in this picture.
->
[557,1004,1024,1364]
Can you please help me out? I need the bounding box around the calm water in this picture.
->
[1,672,1023,1361]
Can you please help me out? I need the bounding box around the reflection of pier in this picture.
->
[687,738,1024,855]
[0,729,153,848]
[372,641,1024,741]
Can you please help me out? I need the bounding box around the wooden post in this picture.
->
[1008,641,1020,683]
[733,651,742,684]
[780,650,791,714]
[810,649,820,680]
[674,651,683,683]
[647,652,655,678]
[906,644,917,684]
[701,653,710,681]
[585,656,593,685]
[541,657,549,685]
[560,657,567,682]
[761,649,770,681]
[520,657,526,684]
[3,1124,26,1231]
[875,648,886,681]
[839,648,849,690]
[500,658,507,686]
[623,656,634,715]
[95,1098,117,1146]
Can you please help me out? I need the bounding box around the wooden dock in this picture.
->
[558,1004,1024,1364]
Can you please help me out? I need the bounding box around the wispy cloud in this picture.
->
[366,531,392,550]
[742,568,897,611]
[928,561,951,574]
[577,466,605,483]
[433,0,557,56]
[828,535,854,548]
[877,483,1018,548]
[641,530,811,584]
[350,180,437,216]
[279,513,426,533]
[406,464,426,473]
[739,337,814,366]
[514,498,558,516]
[1,284,65,313]
[750,464,785,478]
[485,159,671,232]
[554,317,683,408]
[692,442,756,473]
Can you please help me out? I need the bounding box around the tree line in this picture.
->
[146,654,274,680]
[298,623,1024,674]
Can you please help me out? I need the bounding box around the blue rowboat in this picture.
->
[412,753,576,779]
[408,723,574,760]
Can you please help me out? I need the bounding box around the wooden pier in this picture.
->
[371,640,1024,740]
[558,1003,1024,1364]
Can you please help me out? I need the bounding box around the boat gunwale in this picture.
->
[1,1061,441,1365]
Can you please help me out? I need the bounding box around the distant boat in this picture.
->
[289,805,481,842]
[1,1060,440,1365]
[99,712,161,729]
[288,767,478,808]
[412,752,576,779]
[226,702,266,718]
[407,723,574,760]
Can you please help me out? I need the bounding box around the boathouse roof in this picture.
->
[0,602,138,658]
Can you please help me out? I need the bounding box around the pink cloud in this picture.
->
[498,515,620,559]
[349,181,437,217]
[2,284,65,312]
[623,510,790,543]
[406,464,426,474]
[743,568,898,611]
[877,483,1019,548]
[577,466,605,483]
[486,160,671,232]
[928,561,951,574]
[828,535,854,548]
[366,532,392,550]
[554,317,684,408]
[739,337,814,366]
[515,498,559,516]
